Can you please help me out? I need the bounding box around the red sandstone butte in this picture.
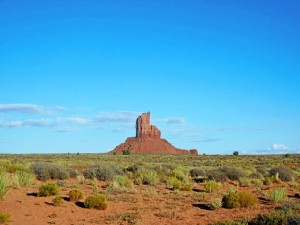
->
[109,112,198,155]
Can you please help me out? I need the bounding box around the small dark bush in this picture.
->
[249,211,286,225]
[250,172,264,180]
[269,167,294,182]
[190,168,206,178]
[38,183,59,197]
[122,149,131,155]
[68,189,83,202]
[287,216,300,225]
[256,166,269,177]
[233,151,239,156]
[207,169,228,182]
[84,194,107,210]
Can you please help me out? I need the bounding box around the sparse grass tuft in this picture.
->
[0,212,10,223]
[68,189,84,202]
[0,173,9,200]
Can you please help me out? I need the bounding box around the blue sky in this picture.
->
[1,0,299,154]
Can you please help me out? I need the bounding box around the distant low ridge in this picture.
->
[109,112,198,155]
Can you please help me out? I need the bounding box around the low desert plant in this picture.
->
[211,198,223,210]
[220,167,246,181]
[269,167,294,182]
[0,173,9,200]
[106,176,134,194]
[222,190,258,209]
[12,170,35,188]
[68,189,84,201]
[31,162,69,180]
[84,194,108,210]
[135,169,158,185]
[268,187,287,204]
[83,165,124,181]
[52,196,64,206]
[190,168,206,178]
[207,169,228,182]
[0,212,10,223]
[38,183,59,197]
[204,180,220,193]
[238,177,251,187]
[76,175,85,184]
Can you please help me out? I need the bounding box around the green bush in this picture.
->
[106,176,134,194]
[122,149,131,155]
[68,189,84,202]
[204,181,220,193]
[0,173,9,200]
[38,183,59,197]
[211,198,223,210]
[84,194,108,210]
[52,196,64,206]
[222,190,258,209]
[0,212,10,223]
[12,170,35,188]
[171,167,189,183]
[268,187,287,204]
[135,169,158,185]
[233,151,239,156]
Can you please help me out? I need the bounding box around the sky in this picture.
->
[0,0,300,154]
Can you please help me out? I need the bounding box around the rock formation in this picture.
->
[109,112,198,155]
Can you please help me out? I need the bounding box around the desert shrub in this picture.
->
[222,190,258,209]
[84,194,108,210]
[210,221,246,225]
[268,187,287,204]
[190,168,206,178]
[207,169,228,182]
[38,183,59,197]
[76,175,85,184]
[166,176,182,190]
[12,170,35,188]
[181,182,193,191]
[0,212,10,223]
[135,169,158,185]
[252,179,263,188]
[106,176,134,194]
[31,162,69,180]
[52,196,64,206]
[220,167,246,181]
[171,167,189,183]
[269,167,294,182]
[56,179,66,187]
[238,177,251,187]
[204,181,220,193]
[287,216,300,225]
[263,177,274,185]
[249,210,287,225]
[68,189,84,201]
[211,198,223,210]
[83,165,124,181]
[122,149,131,155]
[237,190,259,208]
[67,168,78,178]
[250,171,264,180]
[256,166,269,177]
[165,176,192,191]
[0,173,9,200]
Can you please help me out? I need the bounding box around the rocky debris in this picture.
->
[109,112,198,155]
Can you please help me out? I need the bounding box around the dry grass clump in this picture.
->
[84,194,108,210]
[68,189,84,202]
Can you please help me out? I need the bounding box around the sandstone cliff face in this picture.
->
[109,112,198,155]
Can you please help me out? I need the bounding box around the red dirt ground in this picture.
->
[0,179,299,225]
